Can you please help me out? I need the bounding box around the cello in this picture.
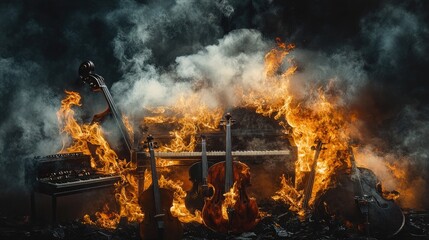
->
[185,135,214,213]
[139,135,183,240]
[202,113,259,233]
[314,144,405,238]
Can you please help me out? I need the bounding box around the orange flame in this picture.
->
[271,175,304,216]
[57,90,125,174]
[221,182,239,220]
[241,39,358,213]
[83,204,120,229]
[144,93,223,152]
[158,175,203,223]
[58,90,207,227]
[57,91,143,228]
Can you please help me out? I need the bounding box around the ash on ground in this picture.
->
[1,200,427,240]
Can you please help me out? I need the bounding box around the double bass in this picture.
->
[185,135,214,213]
[202,113,259,233]
[314,144,405,238]
[79,60,133,159]
[139,135,183,240]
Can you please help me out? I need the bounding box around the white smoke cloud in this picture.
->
[175,29,269,105]
[111,29,270,114]
[358,4,429,207]
[289,48,368,105]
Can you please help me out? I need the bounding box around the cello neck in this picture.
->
[147,136,163,216]
[201,136,208,184]
[224,113,234,192]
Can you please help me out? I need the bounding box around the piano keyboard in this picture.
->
[39,174,121,189]
[137,150,291,160]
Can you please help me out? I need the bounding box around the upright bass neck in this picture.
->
[100,85,133,152]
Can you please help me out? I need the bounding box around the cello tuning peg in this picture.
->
[146,134,154,142]
[153,142,159,149]
[311,146,316,150]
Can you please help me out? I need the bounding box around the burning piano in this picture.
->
[24,60,409,239]
[25,61,296,233]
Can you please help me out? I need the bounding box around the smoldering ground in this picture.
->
[0,0,428,217]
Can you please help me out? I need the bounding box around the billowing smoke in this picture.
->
[111,28,269,112]
[0,0,428,217]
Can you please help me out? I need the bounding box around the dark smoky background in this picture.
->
[0,0,428,217]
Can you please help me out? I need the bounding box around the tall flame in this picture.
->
[144,93,223,152]
[57,90,143,228]
[242,39,358,212]
[57,90,209,228]
[221,182,239,220]
[57,90,125,174]
[243,38,408,213]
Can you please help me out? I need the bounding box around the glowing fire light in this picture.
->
[57,90,214,228]
[221,182,239,220]
[56,36,411,228]
[57,90,125,174]
[144,93,223,152]
[245,38,407,214]
[57,90,143,228]
[248,39,356,212]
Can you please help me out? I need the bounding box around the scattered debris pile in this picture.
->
[1,201,427,240]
